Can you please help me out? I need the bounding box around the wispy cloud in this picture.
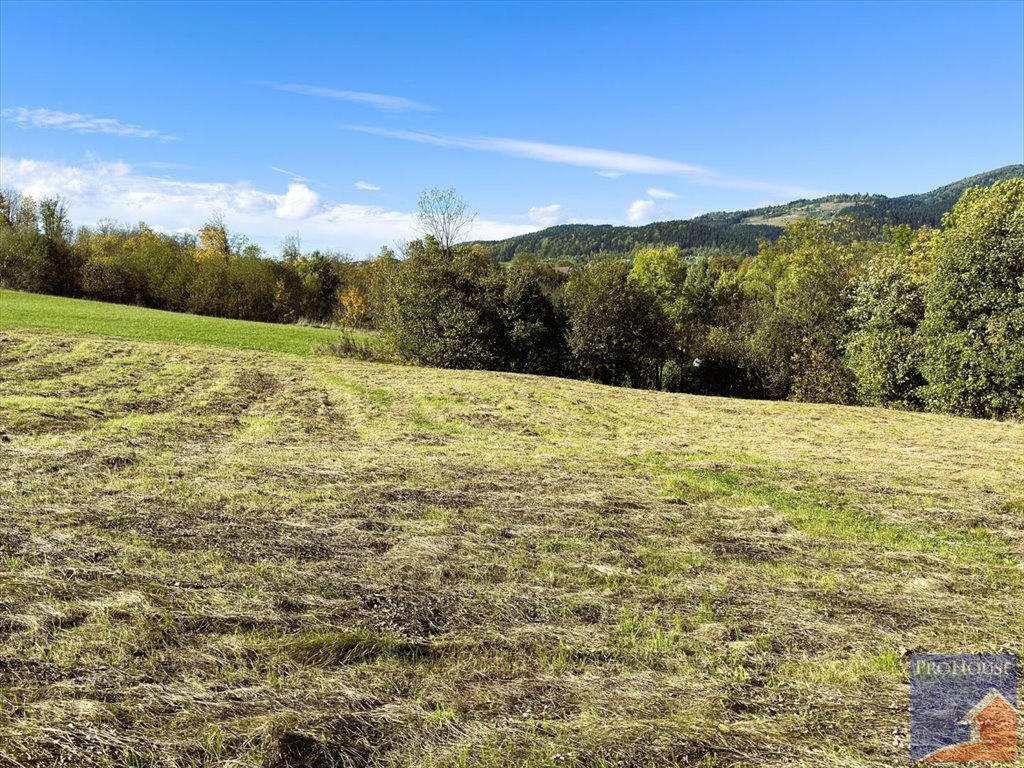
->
[348,126,821,197]
[596,170,625,178]
[349,126,709,175]
[527,204,567,227]
[647,187,677,199]
[270,166,311,182]
[1,106,178,141]
[269,83,433,112]
[355,180,381,191]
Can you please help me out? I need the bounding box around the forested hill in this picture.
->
[475,164,1023,261]
[478,220,785,263]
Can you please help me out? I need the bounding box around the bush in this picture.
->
[379,241,508,370]
[790,341,854,404]
[321,331,389,363]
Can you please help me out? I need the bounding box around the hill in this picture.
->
[1,296,1022,767]
[731,164,1024,230]
[476,164,1024,261]
[478,219,785,262]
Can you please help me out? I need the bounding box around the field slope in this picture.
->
[1,303,1022,767]
[0,289,374,357]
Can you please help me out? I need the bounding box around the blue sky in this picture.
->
[1,0,1022,256]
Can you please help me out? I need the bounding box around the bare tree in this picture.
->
[0,188,22,228]
[414,187,475,256]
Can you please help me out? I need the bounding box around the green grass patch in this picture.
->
[0,289,377,356]
[659,465,1015,567]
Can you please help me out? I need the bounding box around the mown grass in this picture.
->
[0,299,1022,767]
[0,288,379,356]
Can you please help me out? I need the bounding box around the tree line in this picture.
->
[1,180,1021,419]
[0,192,380,327]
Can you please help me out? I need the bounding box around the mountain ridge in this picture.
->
[474,164,1023,261]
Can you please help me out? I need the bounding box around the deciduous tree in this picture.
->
[414,188,475,257]
[845,225,933,408]
[564,259,669,387]
[921,179,1024,418]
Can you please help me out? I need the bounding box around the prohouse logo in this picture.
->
[911,653,1018,763]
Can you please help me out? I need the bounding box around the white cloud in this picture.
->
[0,156,538,256]
[1,106,178,141]
[527,204,568,227]
[270,166,311,182]
[596,170,625,178]
[0,157,134,200]
[275,183,321,220]
[269,83,433,112]
[348,126,822,197]
[627,199,659,224]
[355,180,381,191]
[647,187,677,199]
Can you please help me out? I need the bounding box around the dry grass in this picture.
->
[0,329,1021,767]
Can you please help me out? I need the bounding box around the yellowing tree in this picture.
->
[339,286,368,327]
[195,216,230,261]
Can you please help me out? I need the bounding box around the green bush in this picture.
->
[379,239,509,370]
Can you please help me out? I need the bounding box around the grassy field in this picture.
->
[0,296,1022,767]
[0,290,378,357]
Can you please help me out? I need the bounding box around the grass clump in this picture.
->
[284,628,423,666]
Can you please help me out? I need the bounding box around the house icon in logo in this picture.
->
[923,688,1018,763]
